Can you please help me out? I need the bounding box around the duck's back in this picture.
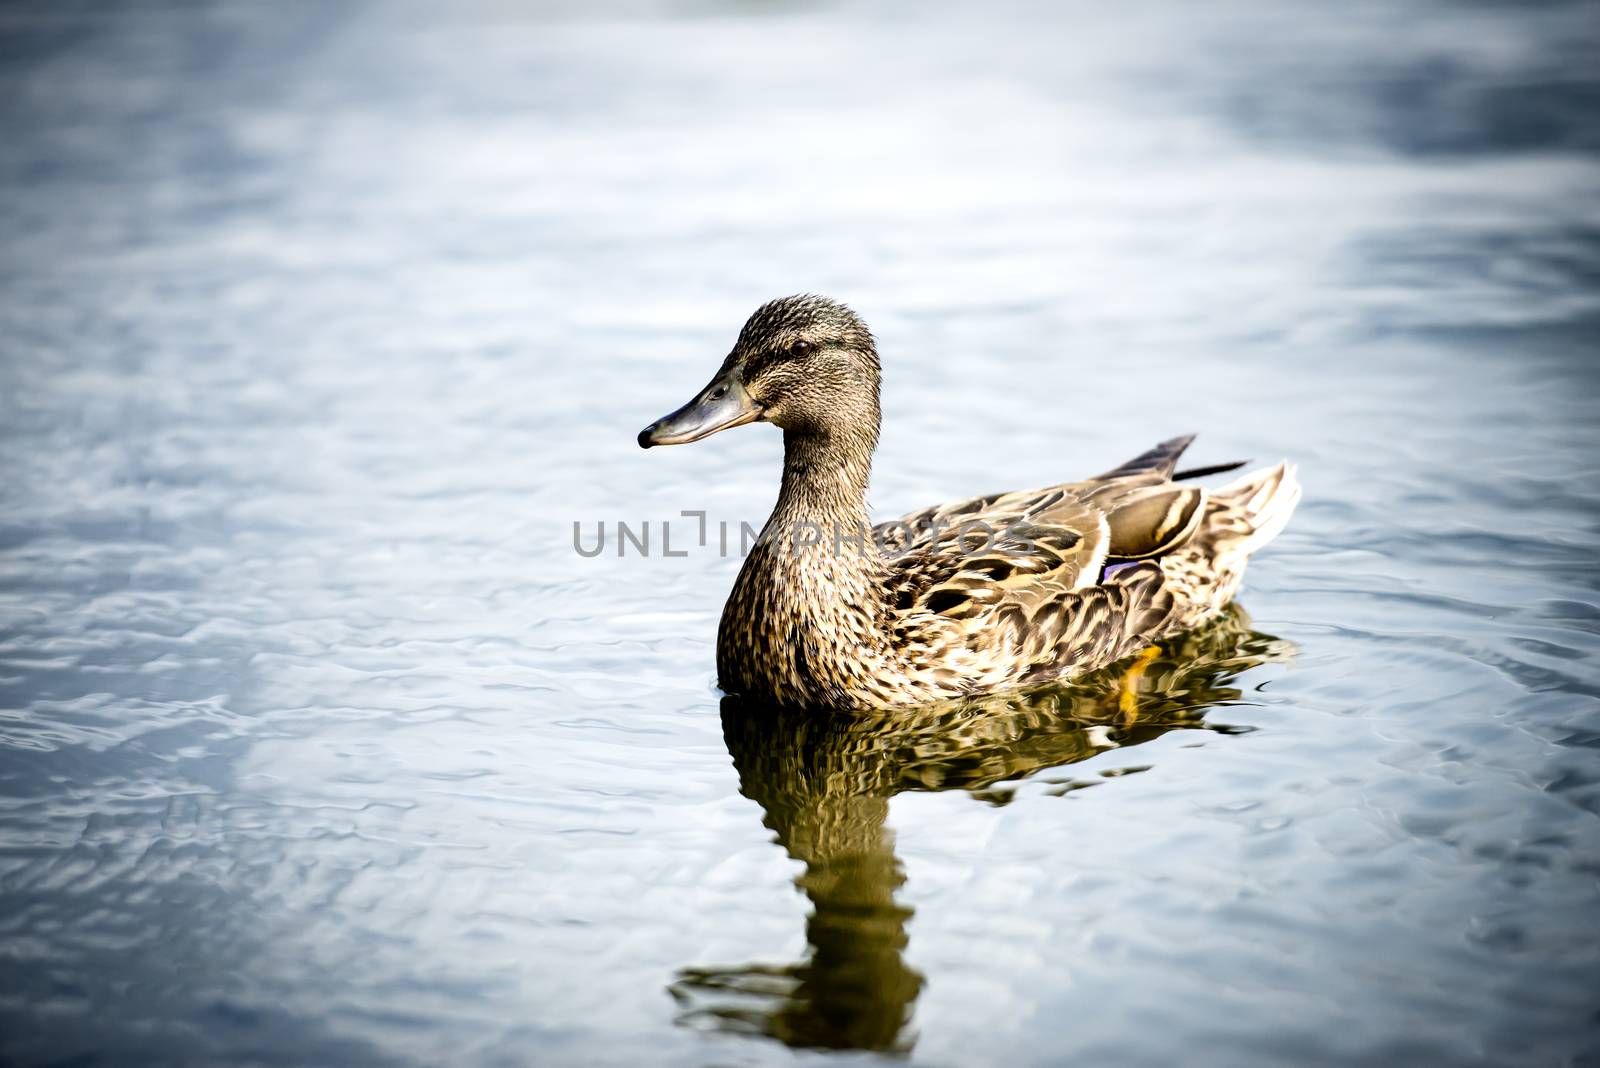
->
[876,436,1301,693]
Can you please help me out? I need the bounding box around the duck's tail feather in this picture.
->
[1100,437,1252,485]
[1157,461,1300,631]
[1096,434,1195,480]
[1208,461,1301,558]
[1173,459,1250,482]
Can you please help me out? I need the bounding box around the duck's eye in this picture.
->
[789,339,812,357]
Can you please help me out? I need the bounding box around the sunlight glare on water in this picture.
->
[1,1,1598,1065]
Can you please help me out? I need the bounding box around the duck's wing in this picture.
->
[883,482,1206,615]
[874,435,1207,564]
[886,529,1187,686]
[884,505,1113,621]
[880,437,1226,683]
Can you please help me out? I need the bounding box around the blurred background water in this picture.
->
[2,1,1598,1065]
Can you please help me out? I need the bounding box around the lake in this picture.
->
[1,1,1598,1065]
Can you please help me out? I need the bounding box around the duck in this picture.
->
[638,294,1300,712]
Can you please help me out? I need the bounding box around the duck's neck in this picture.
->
[718,422,894,707]
[771,426,876,535]
[764,427,885,607]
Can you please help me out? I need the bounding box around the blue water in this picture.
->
[2,1,1598,1065]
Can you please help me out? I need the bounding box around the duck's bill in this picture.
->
[638,374,762,448]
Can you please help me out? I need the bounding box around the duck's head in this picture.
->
[638,294,881,449]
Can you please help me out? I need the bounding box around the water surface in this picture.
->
[2,1,1599,1065]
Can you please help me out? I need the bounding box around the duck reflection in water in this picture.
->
[669,604,1292,1054]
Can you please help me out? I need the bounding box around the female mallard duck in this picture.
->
[639,294,1299,711]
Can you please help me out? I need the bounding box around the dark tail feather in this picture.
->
[1174,459,1250,482]
[1096,434,1196,480]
